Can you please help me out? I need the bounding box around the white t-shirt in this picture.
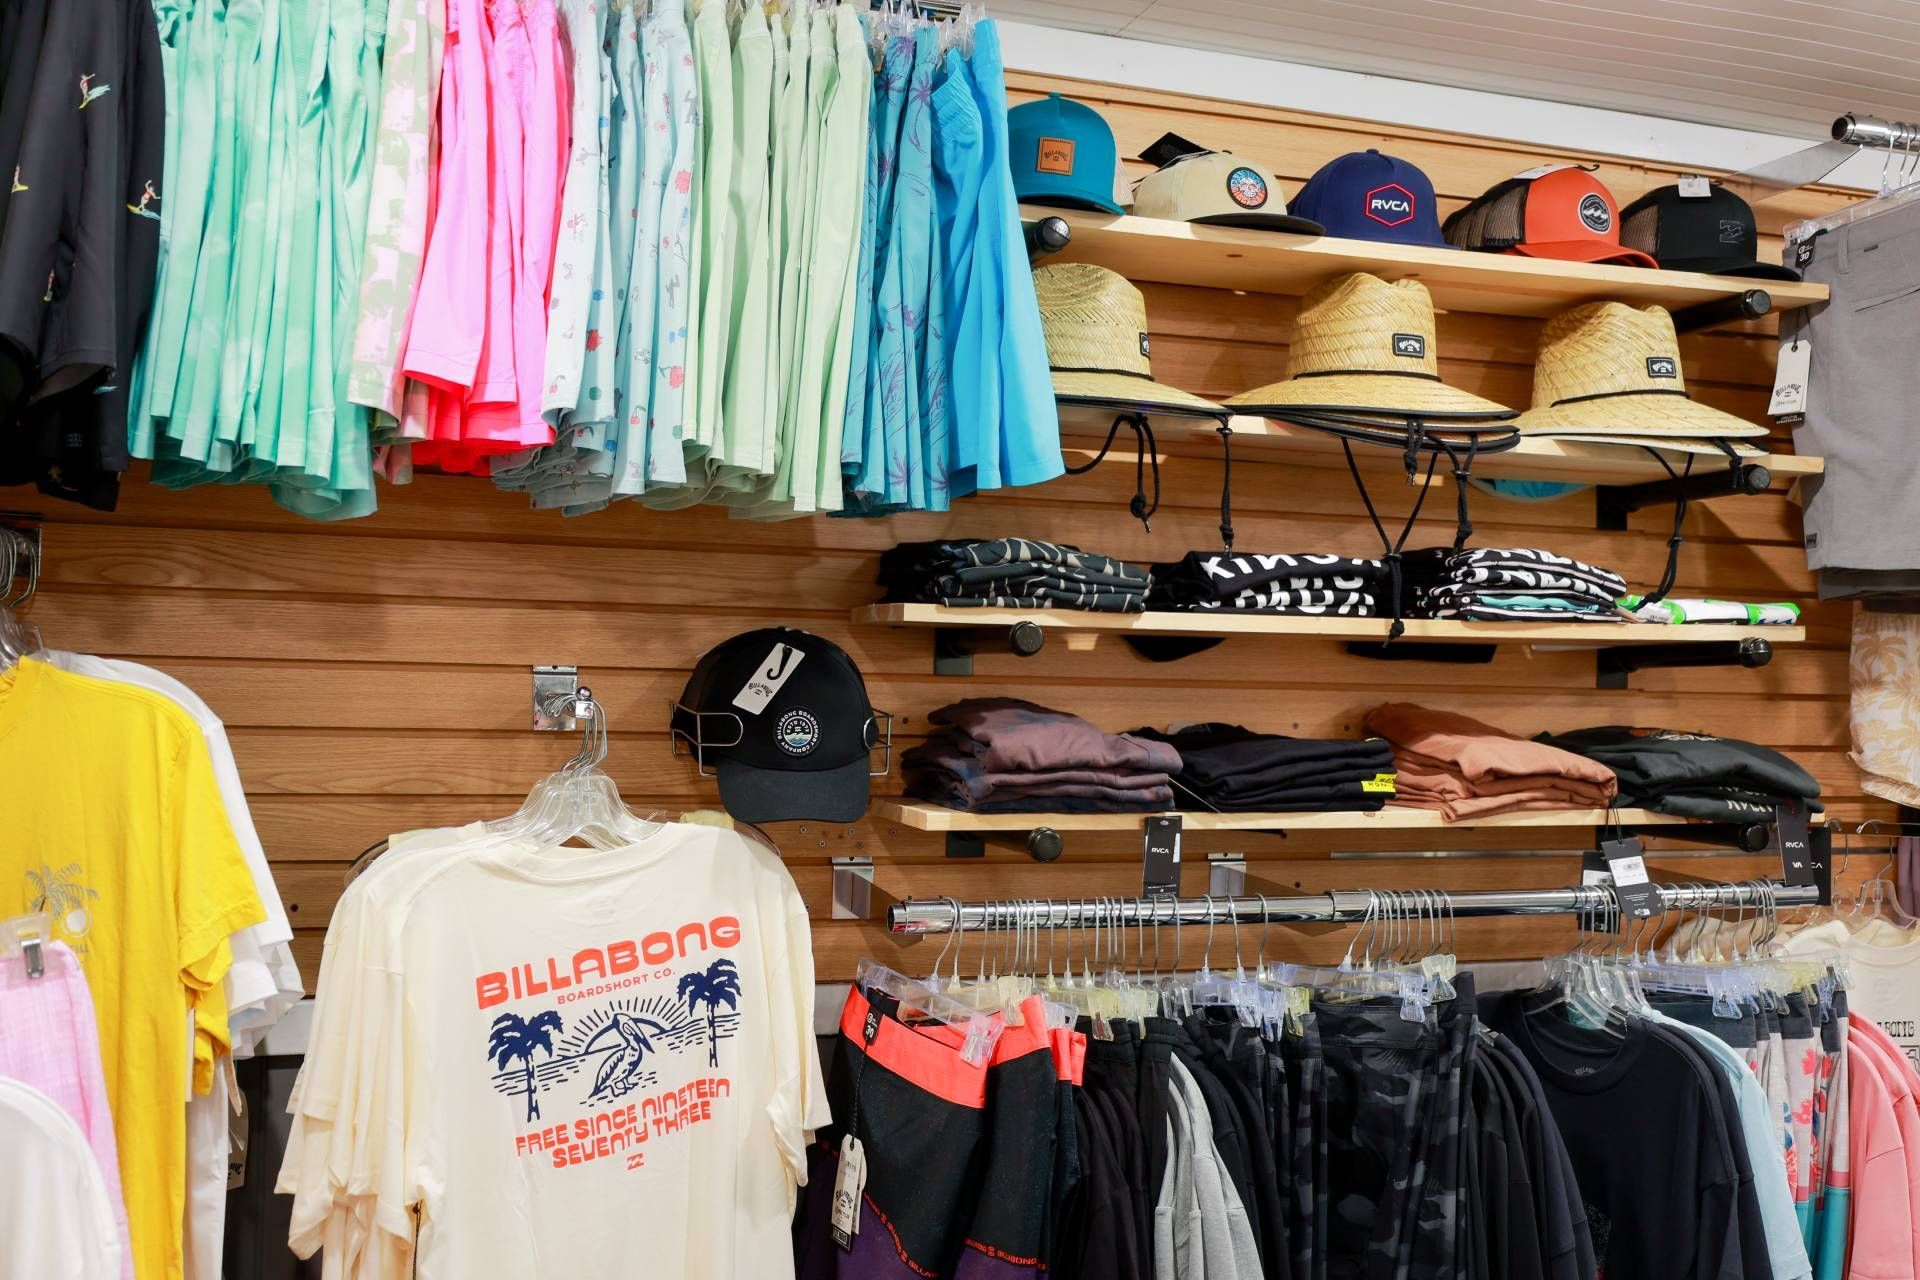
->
[282,823,829,1280]
[0,1076,125,1280]
[1782,917,1920,1072]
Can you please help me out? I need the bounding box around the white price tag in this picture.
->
[731,642,805,714]
[1581,868,1614,887]
[830,1135,867,1250]
[1679,175,1712,198]
[1607,854,1650,887]
[1769,339,1812,420]
[1513,163,1579,181]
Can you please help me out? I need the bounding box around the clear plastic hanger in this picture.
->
[487,690,666,850]
[0,531,43,670]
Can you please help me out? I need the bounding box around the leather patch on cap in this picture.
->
[1036,137,1076,176]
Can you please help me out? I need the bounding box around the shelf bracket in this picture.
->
[1670,288,1772,336]
[1594,462,1774,530]
[1606,820,1775,853]
[932,621,1047,675]
[1345,640,1497,664]
[1596,636,1772,688]
[943,828,1063,862]
[1023,216,1072,263]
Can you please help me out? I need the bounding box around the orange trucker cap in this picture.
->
[1444,165,1657,269]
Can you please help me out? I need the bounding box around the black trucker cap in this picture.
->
[1618,181,1802,281]
[672,628,880,824]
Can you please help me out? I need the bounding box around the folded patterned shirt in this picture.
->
[880,539,1151,613]
[1149,552,1385,614]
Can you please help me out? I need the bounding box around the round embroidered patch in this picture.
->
[1226,166,1268,210]
[1578,193,1611,233]
[776,709,821,756]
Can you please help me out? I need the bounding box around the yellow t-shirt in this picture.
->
[0,658,266,1280]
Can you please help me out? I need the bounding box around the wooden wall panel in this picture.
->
[8,72,1879,988]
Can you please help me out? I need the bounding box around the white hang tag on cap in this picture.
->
[732,642,805,714]
[1769,338,1812,421]
[830,1135,867,1249]
[1512,162,1580,181]
[1679,175,1712,198]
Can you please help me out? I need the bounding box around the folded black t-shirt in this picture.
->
[1531,727,1820,819]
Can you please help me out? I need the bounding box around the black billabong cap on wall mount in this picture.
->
[671,628,892,824]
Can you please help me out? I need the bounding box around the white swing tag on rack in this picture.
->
[1769,339,1812,422]
[1678,175,1712,198]
[830,1134,867,1249]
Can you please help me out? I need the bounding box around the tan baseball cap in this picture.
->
[1132,141,1323,235]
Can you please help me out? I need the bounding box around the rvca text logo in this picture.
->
[1365,183,1415,228]
[1646,357,1677,378]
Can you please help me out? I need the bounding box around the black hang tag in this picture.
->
[1140,131,1210,169]
[1142,815,1183,898]
[1794,238,1816,269]
[1776,802,1817,887]
[1601,836,1664,923]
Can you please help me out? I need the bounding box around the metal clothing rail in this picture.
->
[887,881,1817,935]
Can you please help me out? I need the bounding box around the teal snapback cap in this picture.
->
[1008,93,1123,214]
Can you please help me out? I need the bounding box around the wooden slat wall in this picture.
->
[10,71,1881,987]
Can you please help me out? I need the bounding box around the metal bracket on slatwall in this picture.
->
[1594,637,1772,689]
[1207,853,1247,898]
[1593,463,1774,531]
[932,622,1047,675]
[831,857,875,920]
[532,665,582,730]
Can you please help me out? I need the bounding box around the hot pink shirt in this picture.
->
[0,943,134,1280]
[402,0,492,394]
[418,0,569,470]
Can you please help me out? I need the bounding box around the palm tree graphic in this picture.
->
[26,863,97,940]
[677,959,741,1069]
[488,1011,565,1123]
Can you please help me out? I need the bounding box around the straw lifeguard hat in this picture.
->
[1035,263,1229,421]
[1515,302,1769,453]
[1226,274,1515,420]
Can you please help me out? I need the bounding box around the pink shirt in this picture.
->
[0,943,134,1280]
[402,0,491,394]
[1852,1020,1920,1280]
[416,0,569,472]
[1847,1026,1918,1280]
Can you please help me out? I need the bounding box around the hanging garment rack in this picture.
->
[888,880,1816,934]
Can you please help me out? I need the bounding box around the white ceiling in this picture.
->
[991,0,1920,140]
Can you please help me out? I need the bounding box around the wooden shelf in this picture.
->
[856,604,1806,647]
[1204,416,1823,486]
[1026,207,1829,319]
[876,800,1776,834]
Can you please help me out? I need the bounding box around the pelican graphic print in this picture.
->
[477,918,748,1172]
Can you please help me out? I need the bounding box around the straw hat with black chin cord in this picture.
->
[1515,301,1769,455]
[1035,263,1229,423]
[1226,274,1516,420]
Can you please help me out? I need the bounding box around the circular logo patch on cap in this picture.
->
[1226,166,1268,210]
[775,709,821,756]
[1578,193,1612,233]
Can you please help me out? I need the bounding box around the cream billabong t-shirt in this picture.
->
[379,824,828,1278]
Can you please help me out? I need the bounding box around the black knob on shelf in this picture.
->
[1027,828,1064,862]
[1009,620,1046,658]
